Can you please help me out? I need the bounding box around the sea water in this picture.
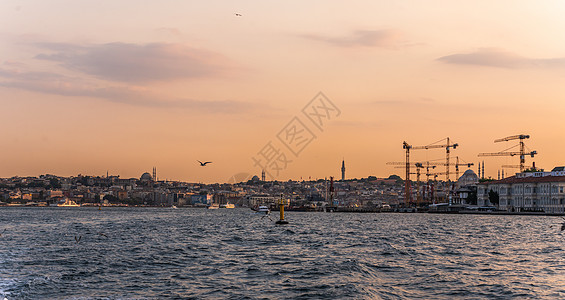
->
[1,207,564,299]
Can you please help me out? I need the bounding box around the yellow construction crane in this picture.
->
[478,134,537,172]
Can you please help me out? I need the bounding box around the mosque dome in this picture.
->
[456,169,479,188]
[140,172,153,181]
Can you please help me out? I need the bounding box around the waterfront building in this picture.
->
[191,194,213,206]
[246,194,276,207]
[478,167,565,213]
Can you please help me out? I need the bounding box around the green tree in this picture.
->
[488,189,499,206]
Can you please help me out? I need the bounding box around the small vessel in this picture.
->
[221,203,235,209]
[207,203,220,210]
[171,205,178,209]
[252,205,270,214]
[58,198,80,207]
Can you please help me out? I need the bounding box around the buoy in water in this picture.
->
[276,194,289,225]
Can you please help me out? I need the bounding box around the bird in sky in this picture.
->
[198,160,212,166]
[235,13,242,16]
[75,235,82,243]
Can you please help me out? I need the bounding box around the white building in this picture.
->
[477,167,565,213]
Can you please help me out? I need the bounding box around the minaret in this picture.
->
[261,169,266,182]
[152,167,157,182]
[341,159,346,181]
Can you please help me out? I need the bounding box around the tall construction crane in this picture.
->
[411,137,458,182]
[393,138,457,205]
[478,134,537,172]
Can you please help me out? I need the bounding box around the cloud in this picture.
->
[0,68,255,113]
[302,29,402,48]
[438,48,565,69]
[34,42,231,83]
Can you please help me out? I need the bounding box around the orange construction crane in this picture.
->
[478,134,537,172]
[411,137,458,182]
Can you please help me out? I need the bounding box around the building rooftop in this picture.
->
[480,175,565,185]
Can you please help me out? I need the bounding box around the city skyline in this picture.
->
[2,1,565,183]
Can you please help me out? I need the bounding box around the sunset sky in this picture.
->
[2,1,565,183]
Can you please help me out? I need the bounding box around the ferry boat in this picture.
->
[58,198,80,207]
[221,203,235,208]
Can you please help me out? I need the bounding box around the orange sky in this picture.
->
[2,1,565,183]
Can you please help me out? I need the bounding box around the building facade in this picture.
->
[478,167,565,213]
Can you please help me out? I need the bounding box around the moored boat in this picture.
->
[58,198,80,207]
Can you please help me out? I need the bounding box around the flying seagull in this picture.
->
[261,210,272,221]
[235,13,242,17]
[198,160,212,166]
[75,235,82,243]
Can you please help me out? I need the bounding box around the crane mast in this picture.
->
[402,141,411,205]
